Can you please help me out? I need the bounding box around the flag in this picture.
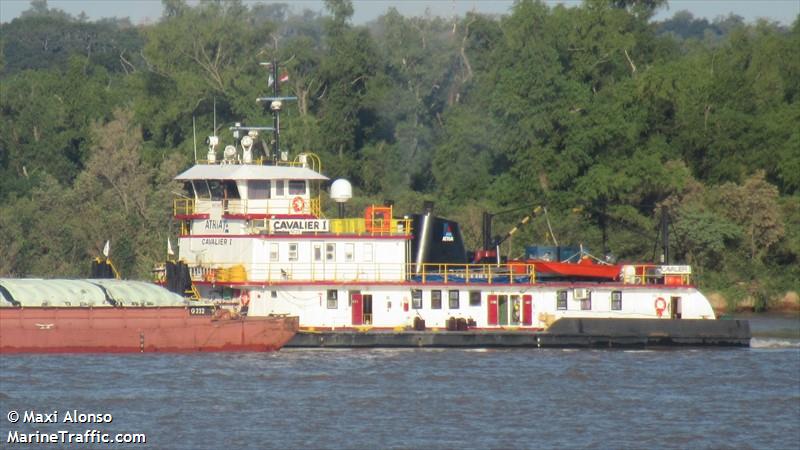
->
[167,238,175,256]
[103,240,110,257]
[279,71,289,83]
[268,74,274,87]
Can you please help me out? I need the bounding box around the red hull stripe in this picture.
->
[175,214,210,220]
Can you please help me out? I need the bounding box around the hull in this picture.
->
[287,318,751,348]
[0,307,298,354]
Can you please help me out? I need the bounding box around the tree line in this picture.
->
[1,0,798,309]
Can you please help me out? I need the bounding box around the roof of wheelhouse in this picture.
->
[175,164,329,181]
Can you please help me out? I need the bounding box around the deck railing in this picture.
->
[185,262,536,285]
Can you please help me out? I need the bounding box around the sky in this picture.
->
[0,0,798,25]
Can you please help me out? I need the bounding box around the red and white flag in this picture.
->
[279,71,289,83]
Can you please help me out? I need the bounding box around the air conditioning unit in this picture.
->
[573,288,589,300]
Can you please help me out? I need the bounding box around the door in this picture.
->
[670,296,681,319]
[487,295,498,325]
[498,295,509,326]
[351,293,363,325]
[510,295,521,325]
[522,295,533,326]
[363,294,373,325]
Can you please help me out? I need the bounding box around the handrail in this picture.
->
[183,262,536,285]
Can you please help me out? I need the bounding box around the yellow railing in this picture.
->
[184,262,535,285]
[622,264,693,285]
[329,218,412,236]
[174,198,196,216]
[414,263,536,284]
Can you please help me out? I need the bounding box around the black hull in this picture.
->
[286,318,750,348]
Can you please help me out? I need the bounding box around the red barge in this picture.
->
[0,279,298,353]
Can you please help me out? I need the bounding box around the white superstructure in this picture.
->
[166,64,716,331]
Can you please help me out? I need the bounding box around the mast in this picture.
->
[272,57,280,160]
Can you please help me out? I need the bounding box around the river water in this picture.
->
[1,317,798,449]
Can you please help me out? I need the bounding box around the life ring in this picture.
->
[654,297,667,317]
[291,196,305,213]
[240,292,250,307]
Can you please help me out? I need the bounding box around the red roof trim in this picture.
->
[180,234,411,240]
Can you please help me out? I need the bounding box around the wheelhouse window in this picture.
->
[327,290,338,309]
[249,180,271,199]
[223,181,240,199]
[411,289,422,309]
[611,291,622,311]
[431,290,442,309]
[275,180,285,197]
[448,290,459,309]
[184,182,197,199]
[469,291,481,307]
[557,290,568,310]
[193,181,212,199]
[288,243,298,261]
[208,180,224,200]
[289,180,306,195]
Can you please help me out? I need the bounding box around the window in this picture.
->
[275,180,285,197]
[288,243,298,261]
[208,180,224,200]
[326,243,336,261]
[363,243,373,262]
[611,291,622,311]
[222,180,239,199]
[411,289,422,309]
[448,290,459,309]
[313,244,322,262]
[580,293,592,311]
[327,290,338,309]
[269,243,279,262]
[249,180,271,199]
[191,181,209,199]
[557,290,568,310]
[431,290,442,309]
[289,180,306,195]
[344,243,354,262]
[469,291,481,307]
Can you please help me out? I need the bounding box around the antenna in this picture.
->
[192,115,198,162]
[213,97,217,135]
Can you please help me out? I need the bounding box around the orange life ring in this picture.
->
[291,196,305,213]
[654,297,667,317]
[240,292,250,307]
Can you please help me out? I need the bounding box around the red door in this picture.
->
[351,293,363,325]
[487,295,498,325]
[522,295,533,326]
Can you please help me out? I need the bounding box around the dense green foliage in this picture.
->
[1,0,797,309]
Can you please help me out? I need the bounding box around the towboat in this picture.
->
[155,61,748,348]
[0,278,298,353]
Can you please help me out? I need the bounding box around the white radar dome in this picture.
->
[330,179,353,203]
